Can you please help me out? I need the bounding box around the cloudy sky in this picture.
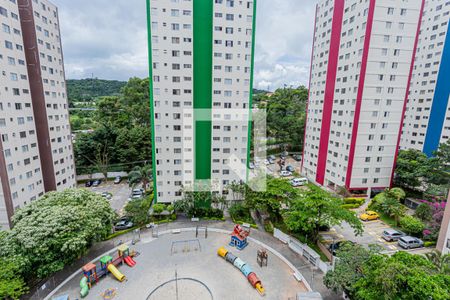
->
[53,0,316,91]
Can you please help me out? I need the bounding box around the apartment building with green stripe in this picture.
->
[147,0,256,203]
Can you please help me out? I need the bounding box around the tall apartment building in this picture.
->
[301,0,424,195]
[0,0,76,229]
[147,0,256,203]
[401,0,450,156]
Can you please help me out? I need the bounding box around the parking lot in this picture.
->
[320,219,431,255]
[255,155,302,178]
[79,181,132,215]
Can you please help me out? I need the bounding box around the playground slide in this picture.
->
[107,264,126,282]
[124,256,136,267]
[80,276,89,298]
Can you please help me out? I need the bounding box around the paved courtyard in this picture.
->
[50,230,308,300]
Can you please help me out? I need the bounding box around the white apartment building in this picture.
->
[302,0,424,195]
[147,0,256,203]
[0,0,75,229]
[401,0,450,156]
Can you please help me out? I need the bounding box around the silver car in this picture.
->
[382,229,405,242]
[398,236,424,249]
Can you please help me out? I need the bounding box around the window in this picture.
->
[5,40,13,49]
[387,7,394,15]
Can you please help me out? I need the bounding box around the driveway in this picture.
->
[321,220,432,255]
[79,181,132,215]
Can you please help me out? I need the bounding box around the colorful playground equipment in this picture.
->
[217,247,265,296]
[229,224,250,250]
[80,244,137,298]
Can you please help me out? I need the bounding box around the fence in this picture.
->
[273,228,332,273]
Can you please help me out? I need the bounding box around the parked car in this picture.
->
[92,179,102,187]
[269,155,276,160]
[293,154,302,161]
[114,176,122,184]
[328,240,355,256]
[286,165,295,172]
[398,236,424,249]
[249,162,255,169]
[114,220,134,231]
[268,157,275,164]
[85,180,93,187]
[101,192,112,200]
[280,170,292,177]
[290,177,308,187]
[382,229,405,242]
[359,211,379,221]
[264,159,270,166]
[130,188,144,199]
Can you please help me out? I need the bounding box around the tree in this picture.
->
[372,188,406,226]
[399,215,425,236]
[394,149,430,189]
[258,86,308,149]
[324,243,379,297]
[9,189,115,278]
[0,258,28,300]
[425,250,450,275]
[415,202,433,221]
[125,195,153,225]
[353,251,450,300]
[244,177,298,221]
[283,188,363,242]
[128,165,152,190]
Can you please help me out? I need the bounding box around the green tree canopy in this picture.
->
[9,189,115,278]
[354,251,450,300]
[283,187,363,242]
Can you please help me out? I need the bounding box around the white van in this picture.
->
[290,177,308,187]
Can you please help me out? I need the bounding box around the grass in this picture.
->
[379,213,403,231]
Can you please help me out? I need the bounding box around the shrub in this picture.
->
[400,215,425,236]
[152,203,165,215]
[229,203,252,222]
[344,198,365,205]
[424,241,437,247]
[187,207,223,219]
[415,203,433,221]
[342,204,361,209]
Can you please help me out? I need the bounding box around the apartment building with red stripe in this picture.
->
[301,0,424,196]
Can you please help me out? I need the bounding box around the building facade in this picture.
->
[0,0,76,229]
[301,0,424,195]
[401,0,450,156]
[147,0,256,203]
[437,197,450,254]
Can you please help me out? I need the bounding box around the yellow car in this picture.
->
[359,211,379,221]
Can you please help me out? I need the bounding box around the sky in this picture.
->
[53,0,316,91]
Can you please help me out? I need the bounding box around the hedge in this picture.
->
[342,204,361,209]
[424,241,437,247]
[344,198,366,205]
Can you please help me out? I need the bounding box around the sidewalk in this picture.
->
[27,217,340,300]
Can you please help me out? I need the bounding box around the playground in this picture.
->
[50,227,308,300]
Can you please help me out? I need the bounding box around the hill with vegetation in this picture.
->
[67,79,127,104]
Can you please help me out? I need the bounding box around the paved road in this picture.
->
[80,181,132,215]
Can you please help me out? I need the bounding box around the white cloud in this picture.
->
[53,0,316,89]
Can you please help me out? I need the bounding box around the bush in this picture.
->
[187,207,223,219]
[229,203,253,223]
[342,204,361,209]
[415,203,433,221]
[344,198,365,205]
[400,215,425,236]
[152,203,165,215]
[424,241,437,247]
